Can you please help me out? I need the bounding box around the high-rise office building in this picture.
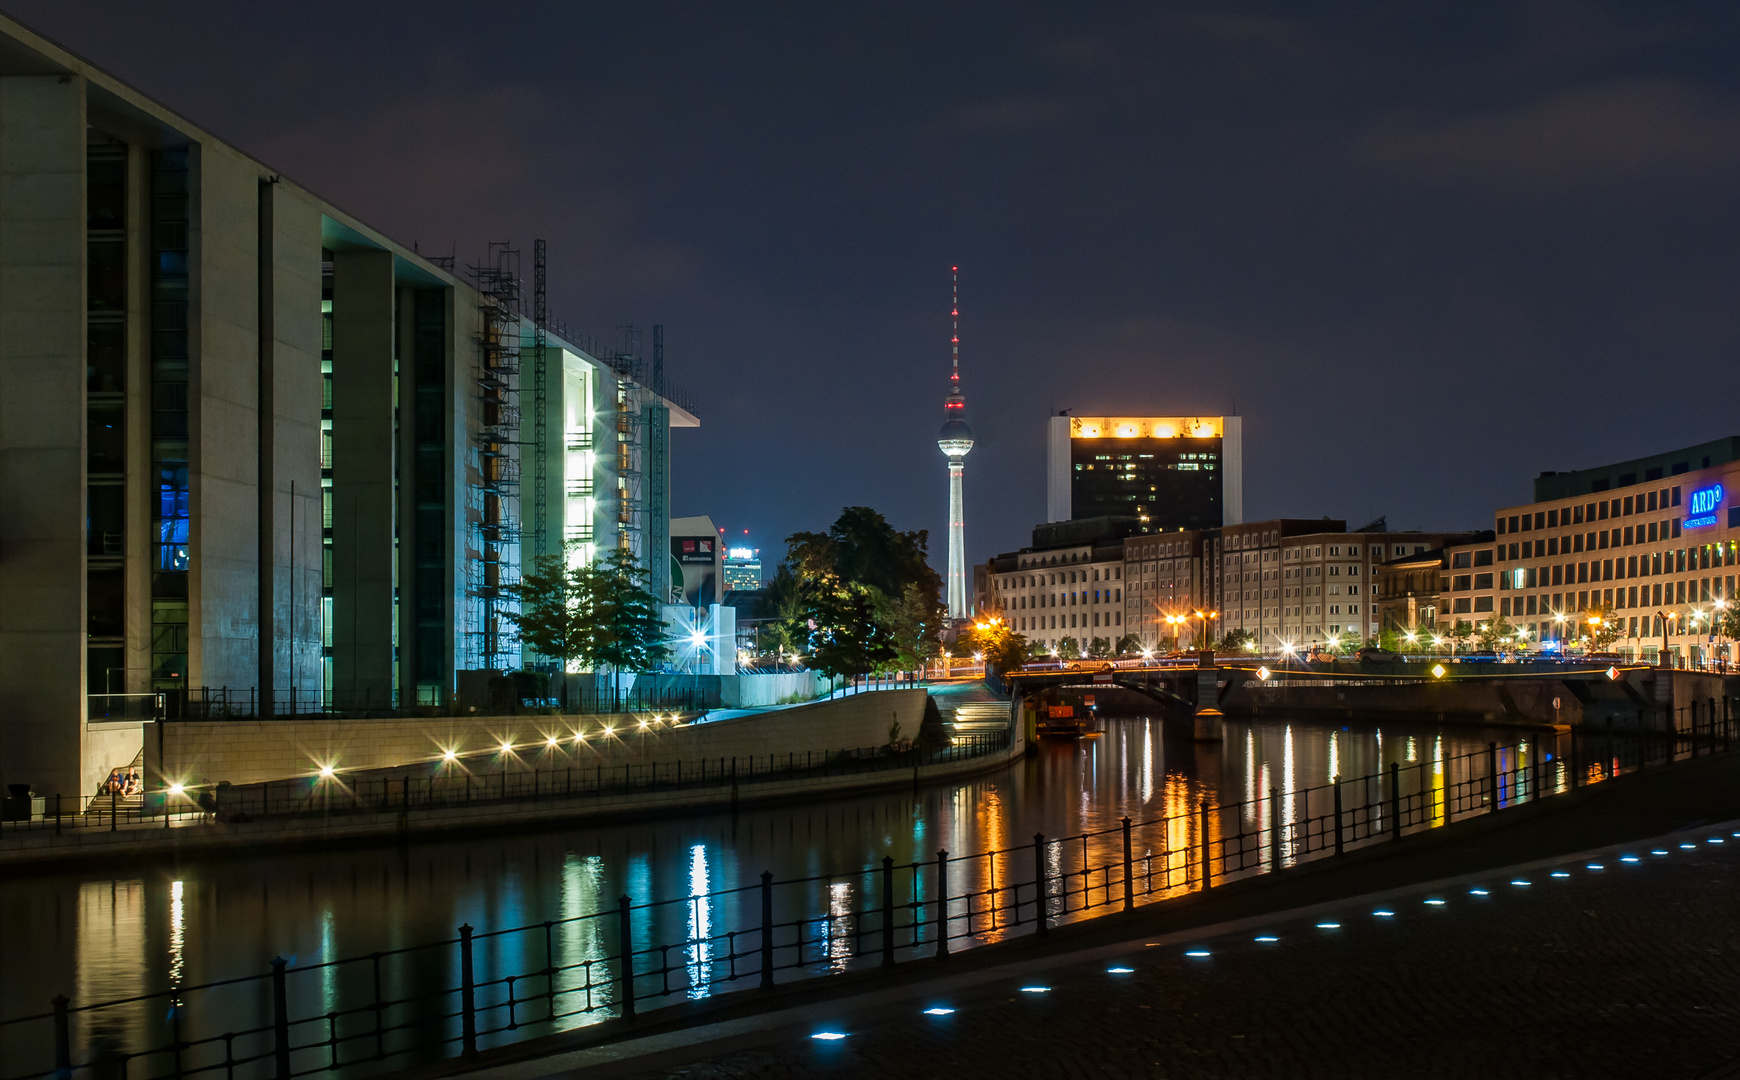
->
[1047,415,1242,532]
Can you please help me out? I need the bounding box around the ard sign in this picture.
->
[1686,483,1724,529]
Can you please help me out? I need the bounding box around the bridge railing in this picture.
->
[4,701,1736,1080]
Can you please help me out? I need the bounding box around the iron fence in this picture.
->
[3,700,1737,1080]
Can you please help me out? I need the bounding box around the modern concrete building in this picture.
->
[1441,437,1740,664]
[1046,414,1242,531]
[0,17,696,803]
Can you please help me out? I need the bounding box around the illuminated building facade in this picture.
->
[0,16,696,803]
[723,547,762,592]
[1047,414,1242,532]
[1442,436,1740,663]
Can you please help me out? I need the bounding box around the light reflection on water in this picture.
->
[3,714,1553,1072]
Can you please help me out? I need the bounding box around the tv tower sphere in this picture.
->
[940,269,972,621]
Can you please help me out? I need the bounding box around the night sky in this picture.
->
[21,2,1740,575]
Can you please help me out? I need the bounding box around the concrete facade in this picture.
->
[146,688,932,789]
[0,17,695,804]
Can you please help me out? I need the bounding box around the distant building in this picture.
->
[1046,414,1242,532]
[669,516,724,607]
[980,518,1129,655]
[722,546,762,592]
[1440,436,1740,663]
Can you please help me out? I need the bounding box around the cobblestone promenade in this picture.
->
[457,753,1740,1080]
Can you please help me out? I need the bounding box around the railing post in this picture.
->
[52,994,71,1080]
[617,896,637,1019]
[1487,741,1498,811]
[1033,833,1048,935]
[1122,817,1134,910]
[1268,787,1281,869]
[759,872,774,990]
[1199,800,1212,888]
[1333,778,1344,856]
[271,955,291,1080]
[459,924,477,1056]
[935,850,950,957]
[1389,761,1401,841]
[881,856,895,968]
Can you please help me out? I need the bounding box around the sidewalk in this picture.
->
[431,751,1740,1080]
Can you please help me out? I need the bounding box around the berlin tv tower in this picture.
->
[937,267,974,621]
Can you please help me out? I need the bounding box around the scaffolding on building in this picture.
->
[609,327,645,566]
[467,242,523,671]
[532,240,549,560]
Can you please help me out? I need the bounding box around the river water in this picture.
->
[0,714,1567,1076]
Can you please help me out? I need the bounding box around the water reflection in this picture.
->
[5,714,1566,1074]
[685,845,711,998]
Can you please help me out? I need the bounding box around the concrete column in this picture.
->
[189,144,262,689]
[0,75,87,800]
[329,249,395,706]
[262,183,322,708]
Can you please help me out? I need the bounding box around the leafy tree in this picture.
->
[507,551,588,670]
[1057,637,1083,660]
[1115,633,1143,655]
[508,547,671,675]
[1474,616,1515,653]
[758,564,808,660]
[581,548,673,674]
[881,581,946,671]
[1443,620,1474,654]
[1718,603,1740,644]
[1218,628,1257,653]
[966,616,1030,673]
[806,582,897,678]
[786,507,943,602]
[1088,636,1112,658]
[787,507,946,671]
[1581,604,1625,649]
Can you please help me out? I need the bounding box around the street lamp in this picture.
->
[1192,609,1219,650]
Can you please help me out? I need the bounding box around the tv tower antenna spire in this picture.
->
[937,265,974,621]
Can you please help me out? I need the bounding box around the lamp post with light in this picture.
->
[1192,609,1219,651]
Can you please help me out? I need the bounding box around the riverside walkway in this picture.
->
[440,750,1740,1080]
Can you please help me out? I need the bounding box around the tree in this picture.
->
[807,582,897,679]
[581,548,673,674]
[1581,604,1625,650]
[787,507,943,602]
[1057,637,1082,660]
[758,564,808,660]
[1474,616,1515,653]
[786,507,946,672]
[507,547,671,676]
[966,616,1030,673]
[506,551,588,670]
[881,581,946,671]
[1218,628,1256,653]
[1115,633,1143,656]
[1718,603,1740,644]
[1088,636,1112,658]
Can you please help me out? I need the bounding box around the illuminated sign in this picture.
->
[726,547,756,560]
[1070,416,1223,440]
[1686,483,1724,529]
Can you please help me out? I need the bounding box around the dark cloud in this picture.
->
[1365,79,1740,188]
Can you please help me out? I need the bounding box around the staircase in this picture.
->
[942,700,1014,740]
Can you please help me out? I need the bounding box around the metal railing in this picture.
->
[4,701,1737,1080]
